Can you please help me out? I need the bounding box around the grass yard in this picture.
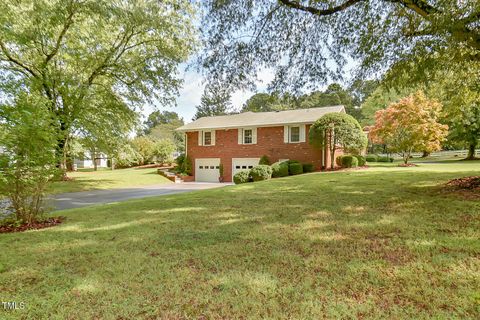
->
[48,167,172,194]
[1,162,479,319]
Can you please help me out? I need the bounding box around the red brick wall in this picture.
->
[186,125,338,182]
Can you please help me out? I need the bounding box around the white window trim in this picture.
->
[284,125,306,144]
[198,130,216,146]
[238,127,257,145]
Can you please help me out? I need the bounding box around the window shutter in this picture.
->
[198,131,203,146]
[238,128,243,144]
[283,126,289,143]
[252,128,257,144]
[299,125,306,142]
[211,130,216,146]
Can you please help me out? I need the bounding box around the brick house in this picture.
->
[176,106,345,182]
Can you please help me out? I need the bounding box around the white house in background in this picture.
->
[74,151,108,169]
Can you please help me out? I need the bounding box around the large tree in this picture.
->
[0,0,196,170]
[432,65,480,159]
[309,113,368,169]
[369,91,449,164]
[193,83,232,120]
[144,111,185,152]
[198,1,479,90]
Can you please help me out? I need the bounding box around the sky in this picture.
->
[141,67,276,125]
[141,54,357,125]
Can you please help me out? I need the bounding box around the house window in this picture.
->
[244,129,253,144]
[290,126,300,142]
[204,131,212,145]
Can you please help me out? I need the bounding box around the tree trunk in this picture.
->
[421,151,430,158]
[330,130,335,170]
[56,134,69,180]
[466,143,477,160]
[111,157,115,170]
[92,148,98,171]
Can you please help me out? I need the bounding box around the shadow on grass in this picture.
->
[1,167,479,318]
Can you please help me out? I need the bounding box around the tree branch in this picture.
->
[0,39,39,78]
[278,0,364,16]
[387,0,441,18]
[44,5,77,66]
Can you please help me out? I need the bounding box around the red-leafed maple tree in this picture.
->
[369,91,449,164]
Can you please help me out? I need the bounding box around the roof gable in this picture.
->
[176,105,345,131]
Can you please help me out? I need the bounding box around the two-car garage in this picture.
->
[194,158,260,182]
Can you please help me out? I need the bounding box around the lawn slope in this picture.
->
[1,162,479,319]
[48,167,171,194]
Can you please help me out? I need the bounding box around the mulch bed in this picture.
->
[0,216,65,234]
[398,163,418,167]
[446,176,480,190]
[442,176,480,200]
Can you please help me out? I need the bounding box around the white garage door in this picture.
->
[195,158,220,182]
[232,158,260,179]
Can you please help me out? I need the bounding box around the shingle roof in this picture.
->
[176,105,345,131]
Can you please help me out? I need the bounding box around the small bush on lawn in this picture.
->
[341,155,359,168]
[233,171,251,184]
[250,165,273,182]
[335,155,344,167]
[354,155,366,166]
[259,155,270,165]
[289,162,303,175]
[271,161,289,178]
[303,163,315,173]
[365,154,378,162]
[377,156,394,163]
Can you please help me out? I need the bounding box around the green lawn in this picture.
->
[48,167,172,194]
[1,162,479,319]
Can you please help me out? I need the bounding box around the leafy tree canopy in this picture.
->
[198,1,479,90]
[369,91,449,163]
[309,112,367,169]
[0,0,196,168]
[144,111,185,152]
[193,82,233,120]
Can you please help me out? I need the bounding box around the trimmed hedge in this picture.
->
[302,163,315,173]
[289,162,303,175]
[335,155,344,167]
[377,156,394,163]
[233,170,250,184]
[259,155,270,165]
[354,155,366,166]
[341,155,359,168]
[250,165,273,182]
[365,154,378,162]
[271,161,289,178]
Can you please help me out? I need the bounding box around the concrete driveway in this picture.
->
[50,182,229,211]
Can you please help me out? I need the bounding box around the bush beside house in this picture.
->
[302,163,315,173]
[353,155,366,166]
[271,161,289,178]
[250,165,273,181]
[233,171,251,184]
[340,155,358,168]
[289,162,303,175]
[234,160,316,184]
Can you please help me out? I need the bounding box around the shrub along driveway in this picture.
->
[51,182,228,210]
